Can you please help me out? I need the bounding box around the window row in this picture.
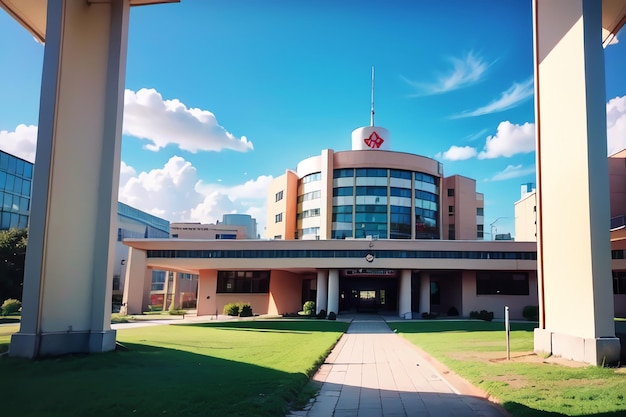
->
[0,211,29,230]
[297,190,321,203]
[302,172,321,183]
[297,208,320,219]
[0,152,33,178]
[0,192,30,213]
[333,168,437,184]
[0,172,32,197]
[148,249,537,260]
[476,272,529,295]
[217,270,270,293]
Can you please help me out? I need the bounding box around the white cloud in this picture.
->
[478,121,535,159]
[119,156,272,236]
[0,124,38,163]
[453,77,534,118]
[435,145,477,161]
[405,51,491,96]
[123,88,253,153]
[488,164,536,182]
[607,95,626,155]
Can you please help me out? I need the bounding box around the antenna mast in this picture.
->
[370,66,375,127]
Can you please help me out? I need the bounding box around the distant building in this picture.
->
[171,213,258,240]
[0,150,32,230]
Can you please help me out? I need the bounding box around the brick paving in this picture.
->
[288,315,508,417]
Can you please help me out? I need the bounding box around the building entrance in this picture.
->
[339,270,398,313]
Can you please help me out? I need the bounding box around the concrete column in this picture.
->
[399,270,412,318]
[327,269,339,315]
[316,270,328,314]
[197,269,218,317]
[9,0,131,358]
[420,273,430,315]
[533,0,620,364]
[170,272,180,310]
[119,247,148,316]
[161,271,171,310]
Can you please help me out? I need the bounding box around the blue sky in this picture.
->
[1,0,625,238]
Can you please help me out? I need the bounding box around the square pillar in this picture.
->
[533,0,620,364]
[10,0,132,358]
[327,269,339,315]
[316,270,328,314]
[399,269,412,318]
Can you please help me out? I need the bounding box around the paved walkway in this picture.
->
[290,315,508,417]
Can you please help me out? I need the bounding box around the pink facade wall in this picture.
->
[197,269,217,316]
[268,270,303,315]
[461,270,539,320]
[442,175,481,240]
[216,294,269,316]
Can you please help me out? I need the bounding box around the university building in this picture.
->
[122,123,539,319]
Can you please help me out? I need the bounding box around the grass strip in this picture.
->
[0,319,348,417]
[390,320,626,417]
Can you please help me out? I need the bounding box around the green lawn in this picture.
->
[390,320,626,417]
[0,320,348,417]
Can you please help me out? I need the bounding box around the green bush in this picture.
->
[469,310,494,321]
[223,302,240,316]
[239,303,253,317]
[522,305,539,321]
[1,298,21,316]
[447,306,459,316]
[316,309,327,319]
[328,311,336,321]
[422,312,437,320]
[303,301,316,316]
[168,309,187,316]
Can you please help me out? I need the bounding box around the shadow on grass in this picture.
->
[389,320,537,333]
[0,342,312,417]
[180,319,349,333]
[503,401,626,417]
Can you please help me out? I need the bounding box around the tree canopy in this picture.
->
[0,228,27,301]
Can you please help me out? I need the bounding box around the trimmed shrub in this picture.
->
[522,305,539,321]
[239,303,253,317]
[223,302,240,316]
[1,298,21,316]
[316,309,327,319]
[469,310,494,321]
[328,311,337,320]
[303,301,316,316]
[447,306,459,316]
[168,308,187,316]
[421,312,437,320]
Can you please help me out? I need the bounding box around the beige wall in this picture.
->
[515,191,537,242]
[197,269,217,316]
[461,270,538,320]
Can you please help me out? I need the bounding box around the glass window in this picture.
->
[356,186,387,196]
[333,187,353,197]
[7,156,16,174]
[477,207,484,216]
[390,187,411,198]
[390,169,411,179]
[448,188,455,197]
[23,162,32,179]
[302,172,321,183]
[613,271,626,294]
[275,213,283,223]
[333,169,354,178]
[356,168,387,177]
[333,205,353,214]
[16,159,24,177]
[5,174,14,191]
[13,177,22,194]
[476,272,529,295]
[0,171,5,188]
[275,190,283,202]
[0,153,8,171]
[22,180,31,197]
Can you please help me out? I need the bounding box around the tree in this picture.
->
[0,228,28,301]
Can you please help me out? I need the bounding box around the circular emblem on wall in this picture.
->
[365,253,375,263]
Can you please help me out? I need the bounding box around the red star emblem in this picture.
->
[364,131,384,149]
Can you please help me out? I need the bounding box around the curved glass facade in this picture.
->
[331,168,439,240]
[0,151,32,230]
